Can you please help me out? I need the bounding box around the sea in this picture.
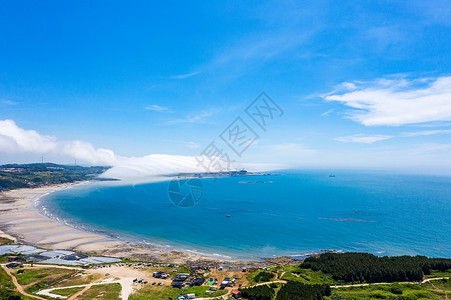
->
[38,170,451,261]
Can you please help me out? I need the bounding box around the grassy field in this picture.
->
[0,237,14,245]
[128,284,181,300]
[13,267,76,293]
[430,278,451,291]
[52,273,100,288]
[77,283,122,300]
[274,265,337,285]
[0,265,36,300]
[426,271,451,279]
[0,264,16,290]
[182,285,228,298]
[51,286,85,296]
[0,267,15,289]
[326,282,449,299]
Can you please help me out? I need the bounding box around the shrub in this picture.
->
[276,281,330,300]
[240,285,275,300]
[254,272,275,283]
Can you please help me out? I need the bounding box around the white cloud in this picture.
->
[321,109,334,116]
[402,129,451,136]
[334,134,393,144]
[324,76,451,126]
[0,120,58,153]
[333,82,358,93]
[184,141,201,149]
[144,104,171,112]
[363,26,407,53]
[170,71,199,79]
[101,154,208,178]
[0,119,116,165]
[335,129,451,144]
[167,109,219,124]
[0,119,239,178]
[166,140,201,149]
[61,140,118,165]
[1,100,18,105]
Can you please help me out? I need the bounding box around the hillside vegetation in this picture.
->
[0,163,111,191]
[301,252,451,283]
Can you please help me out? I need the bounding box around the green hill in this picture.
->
[0,163,112,191]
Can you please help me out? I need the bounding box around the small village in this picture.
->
[1,239,264,299]
[2,238,450,300]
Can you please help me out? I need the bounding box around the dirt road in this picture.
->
[1,263,46,300]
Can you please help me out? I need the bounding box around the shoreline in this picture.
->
[0,182,126,252]
[0,182,280,266]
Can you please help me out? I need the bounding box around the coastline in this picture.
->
[0,182,124,252]
[0,182,275,266]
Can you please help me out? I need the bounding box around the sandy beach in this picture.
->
[0,183,128,253]
[0,182,242,265]
[0,182,208,262]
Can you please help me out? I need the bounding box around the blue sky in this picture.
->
[1,0,451,174]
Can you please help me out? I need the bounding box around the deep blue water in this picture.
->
[39,170,451,260]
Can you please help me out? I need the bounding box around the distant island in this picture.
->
[0,164,277,192]
[173,169,274,179]
[0,163,113,191]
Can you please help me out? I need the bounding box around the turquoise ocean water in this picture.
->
[39,170,451,260]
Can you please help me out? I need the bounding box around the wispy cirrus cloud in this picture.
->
[334,134,393,144]
[166,139,201,149]
[167,109,219,124]
[335,129,451,144]
[199,30,314,79]
[321,109,334,116]
[363,25,408,54]
[402,129,451,136]
[324,75,451,126]
[170,71,199,79]
[183,141,200,149]
[1,99,18,105]
[144,104,171,112]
